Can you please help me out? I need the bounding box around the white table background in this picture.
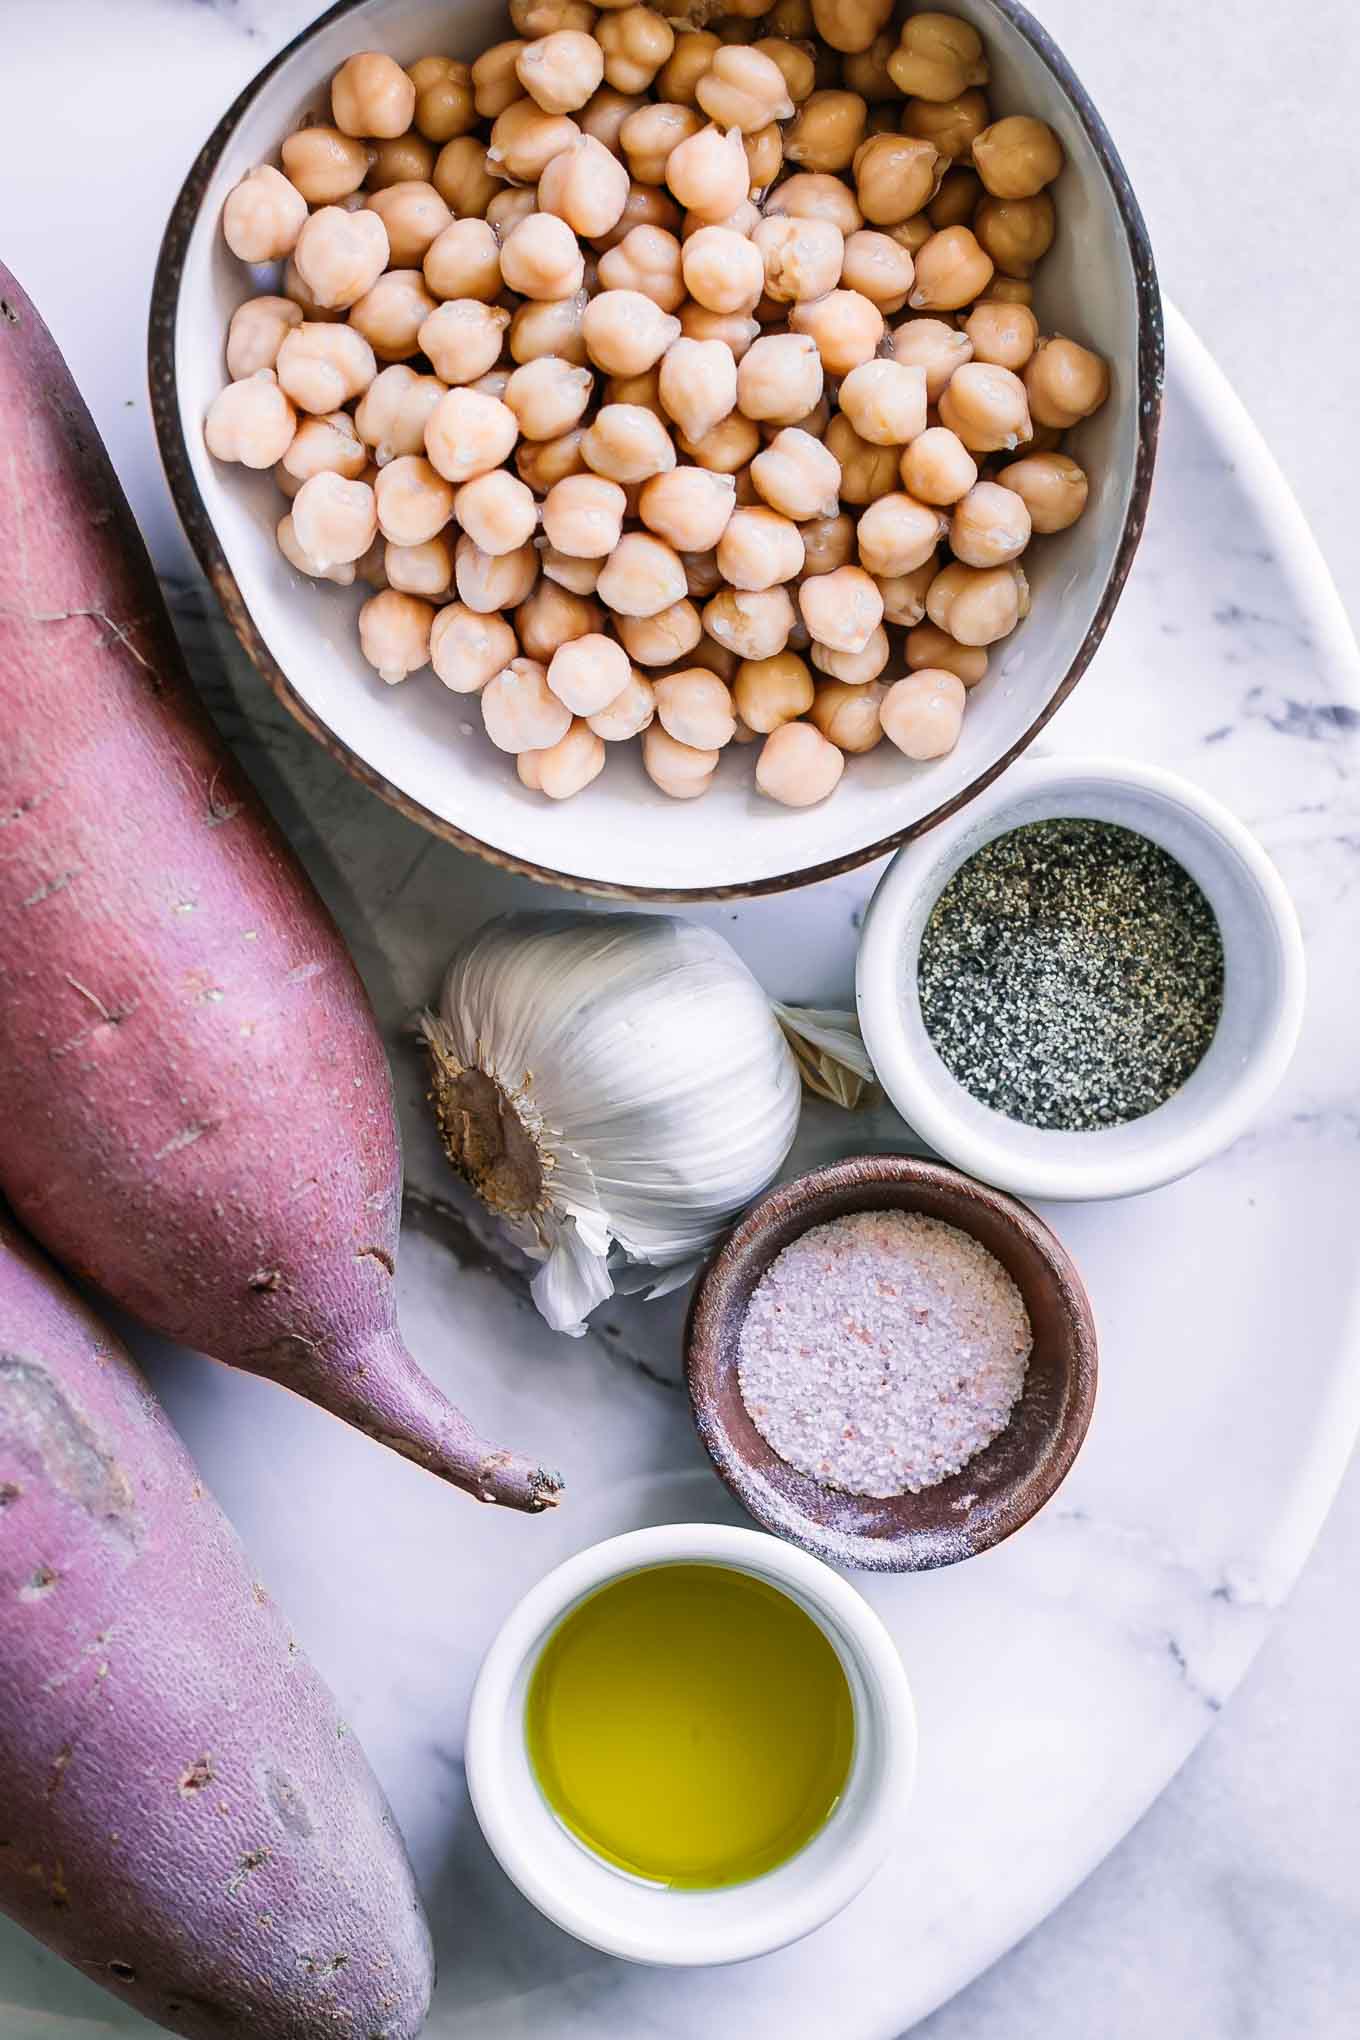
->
[2,3,1358,2035]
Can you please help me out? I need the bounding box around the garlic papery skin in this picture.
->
[422,911,802,1335]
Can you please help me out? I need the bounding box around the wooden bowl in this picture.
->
[685,1157,1097,1572]
[148,0,1162,902]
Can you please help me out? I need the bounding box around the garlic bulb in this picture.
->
[422,911,801,1335]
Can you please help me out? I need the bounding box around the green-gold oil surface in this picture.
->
[524,1563,855,1890]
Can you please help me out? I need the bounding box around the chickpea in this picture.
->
[996,450,1087,534]
[582,402,677,482]
[750,214,844,305]
[536,138,630,242]
[513,0,599,33]
[656,31,720,105]
[889,214,934,259]
[488,190,543,240]
[347,269,436,362]
[482,657,573,751]
[900,88,989,160]
[800,512,855,578]
[515,29,605,113]
[851,134,944,227]
[357,185,446,275]
[616,598,703,665]
[824,413,897,504]
[584,668,654,738]
[289,469,377,575]
[880,666,964,757]
[839,32,900,101]
[281,409,366,487]
[973,193,1055,278]
[620,101,702,184]
[596,223,686,310]
[741,124,780,193]
[511,289,591,364]
[926,558,1026,645]
[838,230,912,314]
[810,677,884,750]
[937,360,1031,453]
[226,296,303,380]
[798,563,882,655]
[764,171,863,235]
[678,226,763,318]
[205,371,297,469]
[752,36,815,102]
[839,358,928,447]
[449,469,535,556]
[593,179,682,251]
[495,213,582,302]
[543,472,628,555]
[472,40,529,120]
[369,135,439,192]
[648,337,732,445]
[651,666,736,753]
[355,534,389,588]
[732,651,812,732]
[487,99,581,183]
[385,534,454,598]
[812,617,888,685]
[689,631,738,679]
[352,365,442,466]
[748,427,840,522]
[519,719,608,798]
[964,299,1039,373]
[906,225,992,312]
[755,719,843,804]
[810,0,892,53]
[279,127,369,208]
[275,327,373,421]
[702,583,795,659]
[636,467,735,553]
[415,299,506,386]
[877,556,937,625]
[712,506,802,592]
[516,579,602,661]
[292,206,389,312]
[986,275,1034,307]
[357,589,434,687]
[765,0,813,32]
[596,8,676,95]
[604,365,666,420]
[456,537,539,612]
[887,315,971,404]
[972,114,1064,201]
[679,304,760,360]
[576,290,678,381]
[780,90,863,175]
[578,84,645,151]
[370,453,453,548]
[277,511,355,585]
[423,387,519,485]
[855,490,944,577]
[665,123,750,220]
[735,331,824,426]
[222,163,308,264]
[408,56,476,143]
[887,15,988,101]
[642,720,718,798]
[539,631,631,714]
[1024,336,1110,429]
[949,480,1029,570]
[905,620,987,684]
[897,423,976,505]
[422,218,500,304]
[927,165,981,231]
[432,136,498,217]
[593,532,685,616]
[498,359,589,446]
[519,427,589,491]
[541,543,602,593]
[331,51,416,137]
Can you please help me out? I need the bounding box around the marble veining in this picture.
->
[1,4,1358,2037]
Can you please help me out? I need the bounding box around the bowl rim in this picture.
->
[684,1154,1099,1571]
[148,0,1164,903]
[854,753,1309,1200]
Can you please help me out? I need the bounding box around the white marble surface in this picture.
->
[2,4,1359,2037]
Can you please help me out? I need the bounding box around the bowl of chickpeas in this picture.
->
[151,0,1162,898]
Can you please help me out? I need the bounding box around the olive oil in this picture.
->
[525,1562,854,1889]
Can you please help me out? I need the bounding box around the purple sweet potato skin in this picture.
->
[0,1213,435,2040]
[0,267,558,1510]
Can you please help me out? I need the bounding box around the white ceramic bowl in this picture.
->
[855,756,1306,1200]
[464,1523,916,1964]
[151,0,1162,899]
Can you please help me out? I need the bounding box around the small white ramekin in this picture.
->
[464,1523,916,1966]
[856,756,1306,1202]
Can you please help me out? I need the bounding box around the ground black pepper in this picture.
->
[916,818,1225,1131]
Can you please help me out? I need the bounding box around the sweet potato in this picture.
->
[0,266,557,1512]
[0,1210,434,2040]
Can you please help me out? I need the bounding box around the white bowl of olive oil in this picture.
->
[465,1524,916,1966]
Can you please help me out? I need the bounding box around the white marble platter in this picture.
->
[1,272,1357,2035]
